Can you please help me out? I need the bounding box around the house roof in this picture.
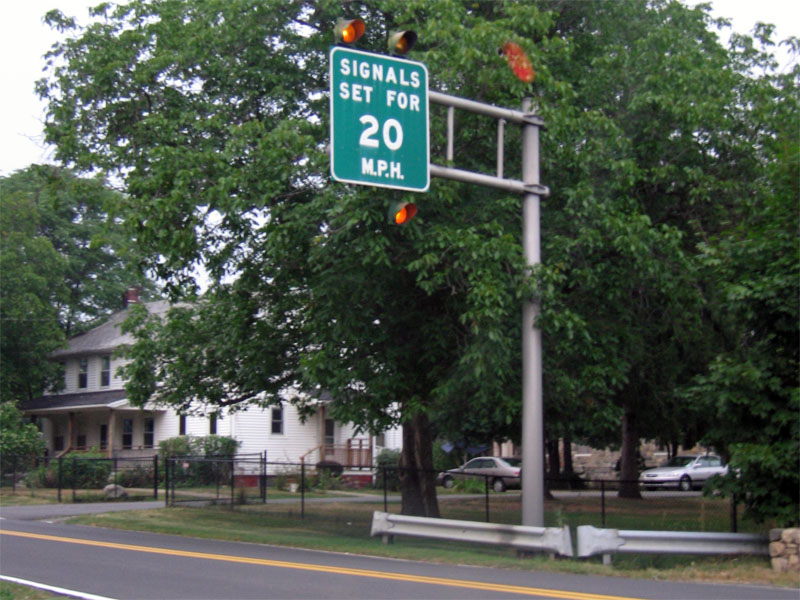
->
[50,300,172,358]
[20,389,130,413]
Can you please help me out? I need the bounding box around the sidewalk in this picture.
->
[0,500,165,521]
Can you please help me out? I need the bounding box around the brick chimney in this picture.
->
[122,287,141,308]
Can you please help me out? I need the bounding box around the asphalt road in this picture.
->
[0,503,796,600]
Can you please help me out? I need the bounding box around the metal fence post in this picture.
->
[164,457,170,506]
[261,451,267,503]
[731,492,738,533]
[601,480,606,528]
[301,461,306,519]
[153,455,158,499]
[485,475,490,522]
[383,466,388,513]
[230,456,235,507]
[57,457,63,502]
[171,458,176,506]
[72,456,77,503]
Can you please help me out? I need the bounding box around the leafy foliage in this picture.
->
[0,165,158,403]
[0,185,66,402]
[0,403,46,464]
[27,450,112,489]
[37,0,798,521]
[159,435,240,486]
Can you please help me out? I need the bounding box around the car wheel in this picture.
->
[679,475,692,492]
[442,476,454,489]
[492,478,506,493]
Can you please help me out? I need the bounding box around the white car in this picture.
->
[639,455,728,491]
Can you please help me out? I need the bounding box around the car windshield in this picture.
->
[503,458,522,467]
[664,456,695,467]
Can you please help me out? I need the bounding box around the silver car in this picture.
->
[438,456,521,492]
[639,455,728,491]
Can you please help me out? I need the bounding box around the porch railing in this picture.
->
[301,439,373,468]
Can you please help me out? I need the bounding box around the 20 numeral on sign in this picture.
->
[359,116,403,151]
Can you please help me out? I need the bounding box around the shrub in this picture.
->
[159,435,240,486]
[548,471,586,490]
[310,461,344,491]
[433,441,464,472]
[158,436,193,458]
[114,464,157,488]
[27,451,112,489]
[374,449,401,491]
[272,466,301,491]
[315,460,344,478]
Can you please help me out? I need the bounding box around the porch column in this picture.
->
[67,412,75,452]
[319,405,326,462]
[107,410,115,458]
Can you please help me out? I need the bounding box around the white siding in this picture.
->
[232,404,323,462]
[54,354,128,395]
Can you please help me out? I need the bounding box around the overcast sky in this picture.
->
[1,0,798,178]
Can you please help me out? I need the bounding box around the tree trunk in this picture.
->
[618,405,642,499]
[398,411,440,518]
[563,435,574,475]
[546,438,560,478]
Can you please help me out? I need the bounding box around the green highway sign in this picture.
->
[329,46,429,192]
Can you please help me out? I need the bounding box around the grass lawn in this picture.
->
[0,488,61,506]
[0,580,68,600]
[43,492,798,589]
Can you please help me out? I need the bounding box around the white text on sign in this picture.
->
[336,55,423,182]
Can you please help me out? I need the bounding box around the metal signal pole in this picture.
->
[520,97,544,526]
[428,92,547,526]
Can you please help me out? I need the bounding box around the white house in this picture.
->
[20,289,402,468]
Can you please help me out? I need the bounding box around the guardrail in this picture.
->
[369,514,769,562]
[370,511,574,557]
[576,525,769,560]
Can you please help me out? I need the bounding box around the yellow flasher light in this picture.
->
[388,30,417,55]
[389,201,418,225]
[335,18,365,44]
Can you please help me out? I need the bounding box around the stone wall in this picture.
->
[770,528,800,572]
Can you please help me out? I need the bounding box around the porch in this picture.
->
[20,391,163,459]
[302,438,373,468]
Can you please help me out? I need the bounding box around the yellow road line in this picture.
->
[1,530,642,600]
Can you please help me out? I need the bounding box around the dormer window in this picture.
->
[100,356,111,387]
[78,358,88,389]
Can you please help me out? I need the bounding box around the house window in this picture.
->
[54,436,64,452]
[78,358,88,389]
[179,415,186,436]
[100,356,111,387]
[122,419,133,449]
[271,405,283,434]
[76,434,87,450]
[324,419,335,447]
[209,413,217,435]
[100,424,108,450]
[144,418,154,448]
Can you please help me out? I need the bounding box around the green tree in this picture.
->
[0,165,157,335]
[534,1,797,499]
[0,186,67,402]
[683,37,799,525]
[0,403,46,460]
[38,0,796,519]
[40,0,554,517]
[1,165,158,404]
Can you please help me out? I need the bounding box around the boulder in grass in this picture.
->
[103,484,128,499]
